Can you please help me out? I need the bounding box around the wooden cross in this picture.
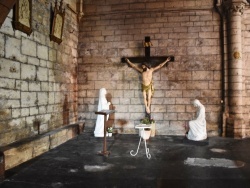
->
[121,36,174,66]
[121,36,174,118]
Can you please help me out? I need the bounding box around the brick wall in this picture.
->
[1,0,249,142]
[0,0,78,146]
[78,0,223,135]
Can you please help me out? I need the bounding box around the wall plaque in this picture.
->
[12,0,32,35]
[50,0,65,44]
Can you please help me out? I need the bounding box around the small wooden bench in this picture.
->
[0,123,84,180]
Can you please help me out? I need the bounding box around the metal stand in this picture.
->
[130,125,151,159]
[95,110,116,156]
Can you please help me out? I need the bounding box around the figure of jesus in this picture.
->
[126,57,171,114]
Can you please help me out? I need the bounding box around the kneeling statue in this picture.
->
[184,99,207,141]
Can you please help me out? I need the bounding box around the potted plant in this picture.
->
[140,117,156,137]
[140,117,154,124]
[107,127,113,137]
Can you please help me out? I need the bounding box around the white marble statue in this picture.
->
[185,99,207,141]
[94,88,110,137]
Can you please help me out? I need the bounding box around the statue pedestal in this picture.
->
[131,124,152,159]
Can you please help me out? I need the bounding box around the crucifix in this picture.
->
[121,36,174,118]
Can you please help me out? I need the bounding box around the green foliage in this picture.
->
[107,127,113,133]
[140,117,155,124]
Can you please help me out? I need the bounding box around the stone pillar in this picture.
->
[226,0,247,138]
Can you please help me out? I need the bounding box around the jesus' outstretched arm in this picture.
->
[151,57,171,71]
[125,58,143,73]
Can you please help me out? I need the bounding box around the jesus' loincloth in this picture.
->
[141,81,154,96]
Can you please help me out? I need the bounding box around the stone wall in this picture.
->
[78,0,223,136]
[1,0,249,145]
[0,0,79,147]
[242,9,250,137]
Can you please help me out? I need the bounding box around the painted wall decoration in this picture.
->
[12,0,32,35]
[50,0,65,44]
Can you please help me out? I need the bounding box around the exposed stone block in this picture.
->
[186,81,208,90]
[167,104,185,113]
[177,112,191,120]
[0,78,15,89]
[5,36,27,62]
[48,48,57,62]
[28,56,40,66]
[21,64,36,81]
[151,104,167,113]
[21,108,29,117]
[34,32,46,45]
[37,45,49,60]
[29,81,41,91]
[0,33,4,57]
[0,59,20,79]
[111,4,129,11]
[130,112,145,120]
[0,88,20,100]
[0,16,14,36]
[128,105,145,113]
[11,108,21,119]
[165,1,184,8]
[37,92,48,105]
[16,80,28,91]
[21,92,37,107]
[164,112,178,121]
[21,38,37,57]
[29,107,39,116]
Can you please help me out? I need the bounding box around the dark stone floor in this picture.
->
[1,132,250,188]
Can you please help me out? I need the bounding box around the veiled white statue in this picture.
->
[94,88,110,137]
[185,99,207,141]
